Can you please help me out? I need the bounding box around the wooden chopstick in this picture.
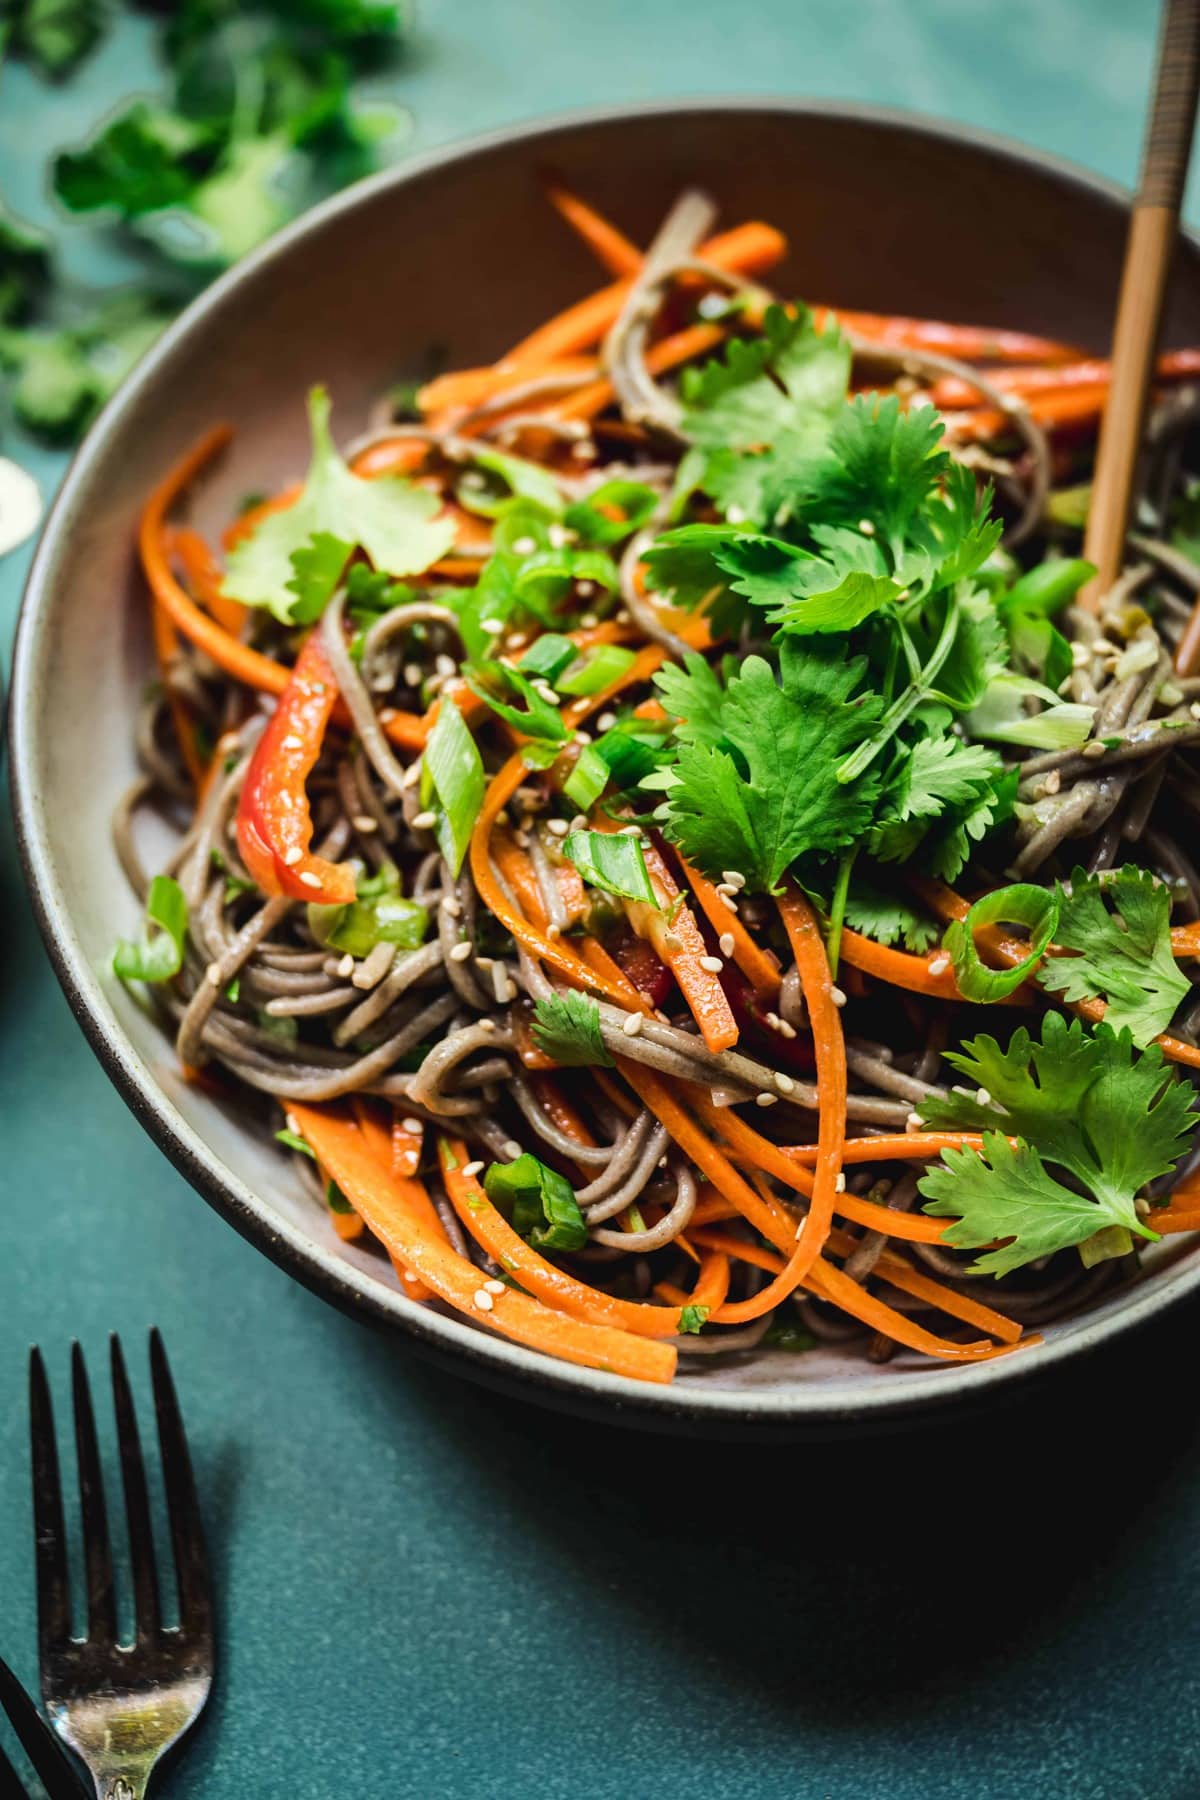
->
[1081,0,1200,618]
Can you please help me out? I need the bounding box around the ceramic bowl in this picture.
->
[12,101,1200,1435]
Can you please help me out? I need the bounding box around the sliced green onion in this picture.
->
[462,660,567,742]
[307,864,428,960]
[557,643,637,697]
[563,830,658,906]
[564,479,659,546]
[113,875,188,983]
[421,695,485,876]
[518,633,577,683]
[483,1152,587,1251]
[276,1128,315,1158]
[563,742,611,811]
[456,446,564,519]
[491,497,558,554]
[513,547,619,616]
[594,723,669,791]
[1001,557,1095,621]
[943,883,1060,1002]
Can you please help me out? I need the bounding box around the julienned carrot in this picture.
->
[469,753,647,1007]
[815,309,1081,365]
[784,1132,997,1165]
[529,1073,598,1147]
[805,1259,1008,1362]
[545,182,642,278]
[699,887,845,1326]
[391,1113,424,1179]
[168,525,249,636]
[505,221,788,363]
[439,1139,728,1338]
[913,878,1200,1070]
[676,856,782,1002]
[417,356,599,420]
[838,926,979,1001]
[929,346,1200,409]
[139,427,430,753]
[551,322,729,423]
[290,1105,675,1382]
[946,384,1112,444]
[1150,1206,1200,1234]
[149,598,205,789]
[696,1096,952,1245]
[618,835,738,1053]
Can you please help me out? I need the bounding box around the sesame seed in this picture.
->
[830,985,847,1008]
[503,1139,522,1159]
[1082,740,1108,759]
[478,1018,497,1034]
[775,1071,795,1094]
[720,893,739,913]
[461,1159,484,1178]
[546,922,560,939]
[578,610,599,626]
[700,955,724,973]
[511,535,536,556]
[976,1087,991,1106]
[546,818,569,836]
[622,1013,643,1037]
[721,870,746,889]
[569,815,588,833]
[573,728,592,745]
[281,734,303,750]
[282,846,303,866]
[718,932,735,958]
[1190,702,1200,722]
[715,881,735,896]
[403,662,422,686]
[493,965,515,1003]
[352,814,378,833]
[403,1270,418,1284]
[336,954,354,979]
[473,1288,495,1313]
[664,932,684,954]
[597,711,617,731]
[1043,769,1061,796]
[547,523,572,548]
[449,941,473,963]
[436,653,457,678]
[460,469,487,490]
[298,871,322,889]
[858,518,875,535]
[412,809,437,830]
[442,895,462,917]
[756,1092,778,1107]
[403,759,423,788]
[726,504,746,524]
[286,1112,300,1134]
[778,1020,797,1039]
[480,617,504,633]
[401,1117,422,1135]
[1070,640,1091,667]
[484,1278,505,1294]
[1135,1197,1151,1218]
[765,1011,781,1029]
[834,1173,846,1192]
[533,681,560,703]
[927,955,950,977]
[906,1111,922,1132]
[378,707,397,724]
[506,631,529,650]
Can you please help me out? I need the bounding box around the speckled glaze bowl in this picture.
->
[12,102,1200,1435]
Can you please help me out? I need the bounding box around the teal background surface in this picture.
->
[3,3,1198,1795]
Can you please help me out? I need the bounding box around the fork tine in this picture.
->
[70,1346,116,1646]
[109,1336,161,1643]
[28,1351,71,1661]
[0,1656,86,1799]
[149,1330,212,1639]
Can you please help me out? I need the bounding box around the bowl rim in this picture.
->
[11,94,1200,1433]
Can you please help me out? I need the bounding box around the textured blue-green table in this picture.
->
[4,4,1199,1795]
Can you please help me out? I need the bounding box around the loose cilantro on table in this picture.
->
[917,1015,1193,1276]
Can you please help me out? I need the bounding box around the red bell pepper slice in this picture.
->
[236,633,356,905]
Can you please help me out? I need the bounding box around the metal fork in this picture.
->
[29,1332,214,1800]
[0,1656,86,1798]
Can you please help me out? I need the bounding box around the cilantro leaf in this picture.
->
[799,393,949,557]
[918,1015,1193,1271]
[879,733,1004,826]
[1039,867,1191,1045]
[531,992,614,1068]
[650,639,882,891]
[680,303,850,451]
[652,651,729,749]
[3,0,104,76]
[843,877,940,952]
[224,387,453,621]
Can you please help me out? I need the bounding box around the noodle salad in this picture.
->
[115,185,1200,1385]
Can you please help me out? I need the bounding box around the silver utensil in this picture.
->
[29,1331,214,1799]
[0,1655,86,1798]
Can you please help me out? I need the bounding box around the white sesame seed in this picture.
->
[484,1278,505,1294]
[700,955,724,973]
[435,653,457,678]
[927,955,950,977]
[352,813,379,833]
[449,941,473,963]
[336,954,355,979]
[473,1288,495,1313]
[1070,641,1091,668]
[726,504,746,523]
[596,711,617,731]
[403,662,422,687]
[569,814,588,832]
[282,846,303,866]
[765,1011,781,1029]
[1082,739,1108,759]
[829,985,847,1008]
[720,893,739,913]
[442,895,462,918]
[718,932,735,958]
[506,631,529,650]
[286,1112,300,1134]
[502,1139,522,1159]
[460,469,487,490]
[906,1111,922,1132]
[622,1013,643,1037]
[412,809,437,830]
[547,523,572,549]
[858,518,875,535]
[401,1117,423,1135]
[834,1173,846,1192]
[480,617,504,634]
[478,1018,497,1034]
[1042,769,1061,796]
[756,1092,778,1107]
[775,1071,795,1094]
[1135,1197,1151,1218]
[281,733,303,750]
[777,1020,797,1039]
[578,609,599,626]
[402,759,423,788]
[577,585,597,603]
[403,1270,418,1284]
[976,1087,991,1106]
[298,871,322,889]
[378,707,397,723]
[511,535,537,556]
[721,870,746,889]
[533,681,560,703]
[461,1160,484,1178]
[1190,702,1200,722]
[573,728,592,745]
[546,818,569,836]
[493,966,515,1003]
[664,932,684,953]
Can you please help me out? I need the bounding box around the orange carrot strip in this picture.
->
[506,221,787,363]
[783,1132,997,1165]
[930,347,1200,409]
[391,1113,424,1180]
[946,383,1111,443]
[291,1105,675,1382]
[1149,1208,1200,1234]
[839,925,977,1001]
[417,355,599,418]
[529,1073,598,1147]
[817,309,1081,365]
[618,835,738,1053]
[440,1139,727,1338]
[551,322,727,422]
[350,1100,435,1293]
[703,888,845,1325]
[804,1259,1005,1361]
[677,855,782,1001]
[545,182,642,277]
[139,428,429,753]
[169,525,249,636]
[149,598,205,789]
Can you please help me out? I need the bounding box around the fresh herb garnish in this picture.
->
[1040,866,1190,1045]
[530,991,614,1068]
[484,1153,587,1252]
[420,694,485,877]
[112,875,188,984]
